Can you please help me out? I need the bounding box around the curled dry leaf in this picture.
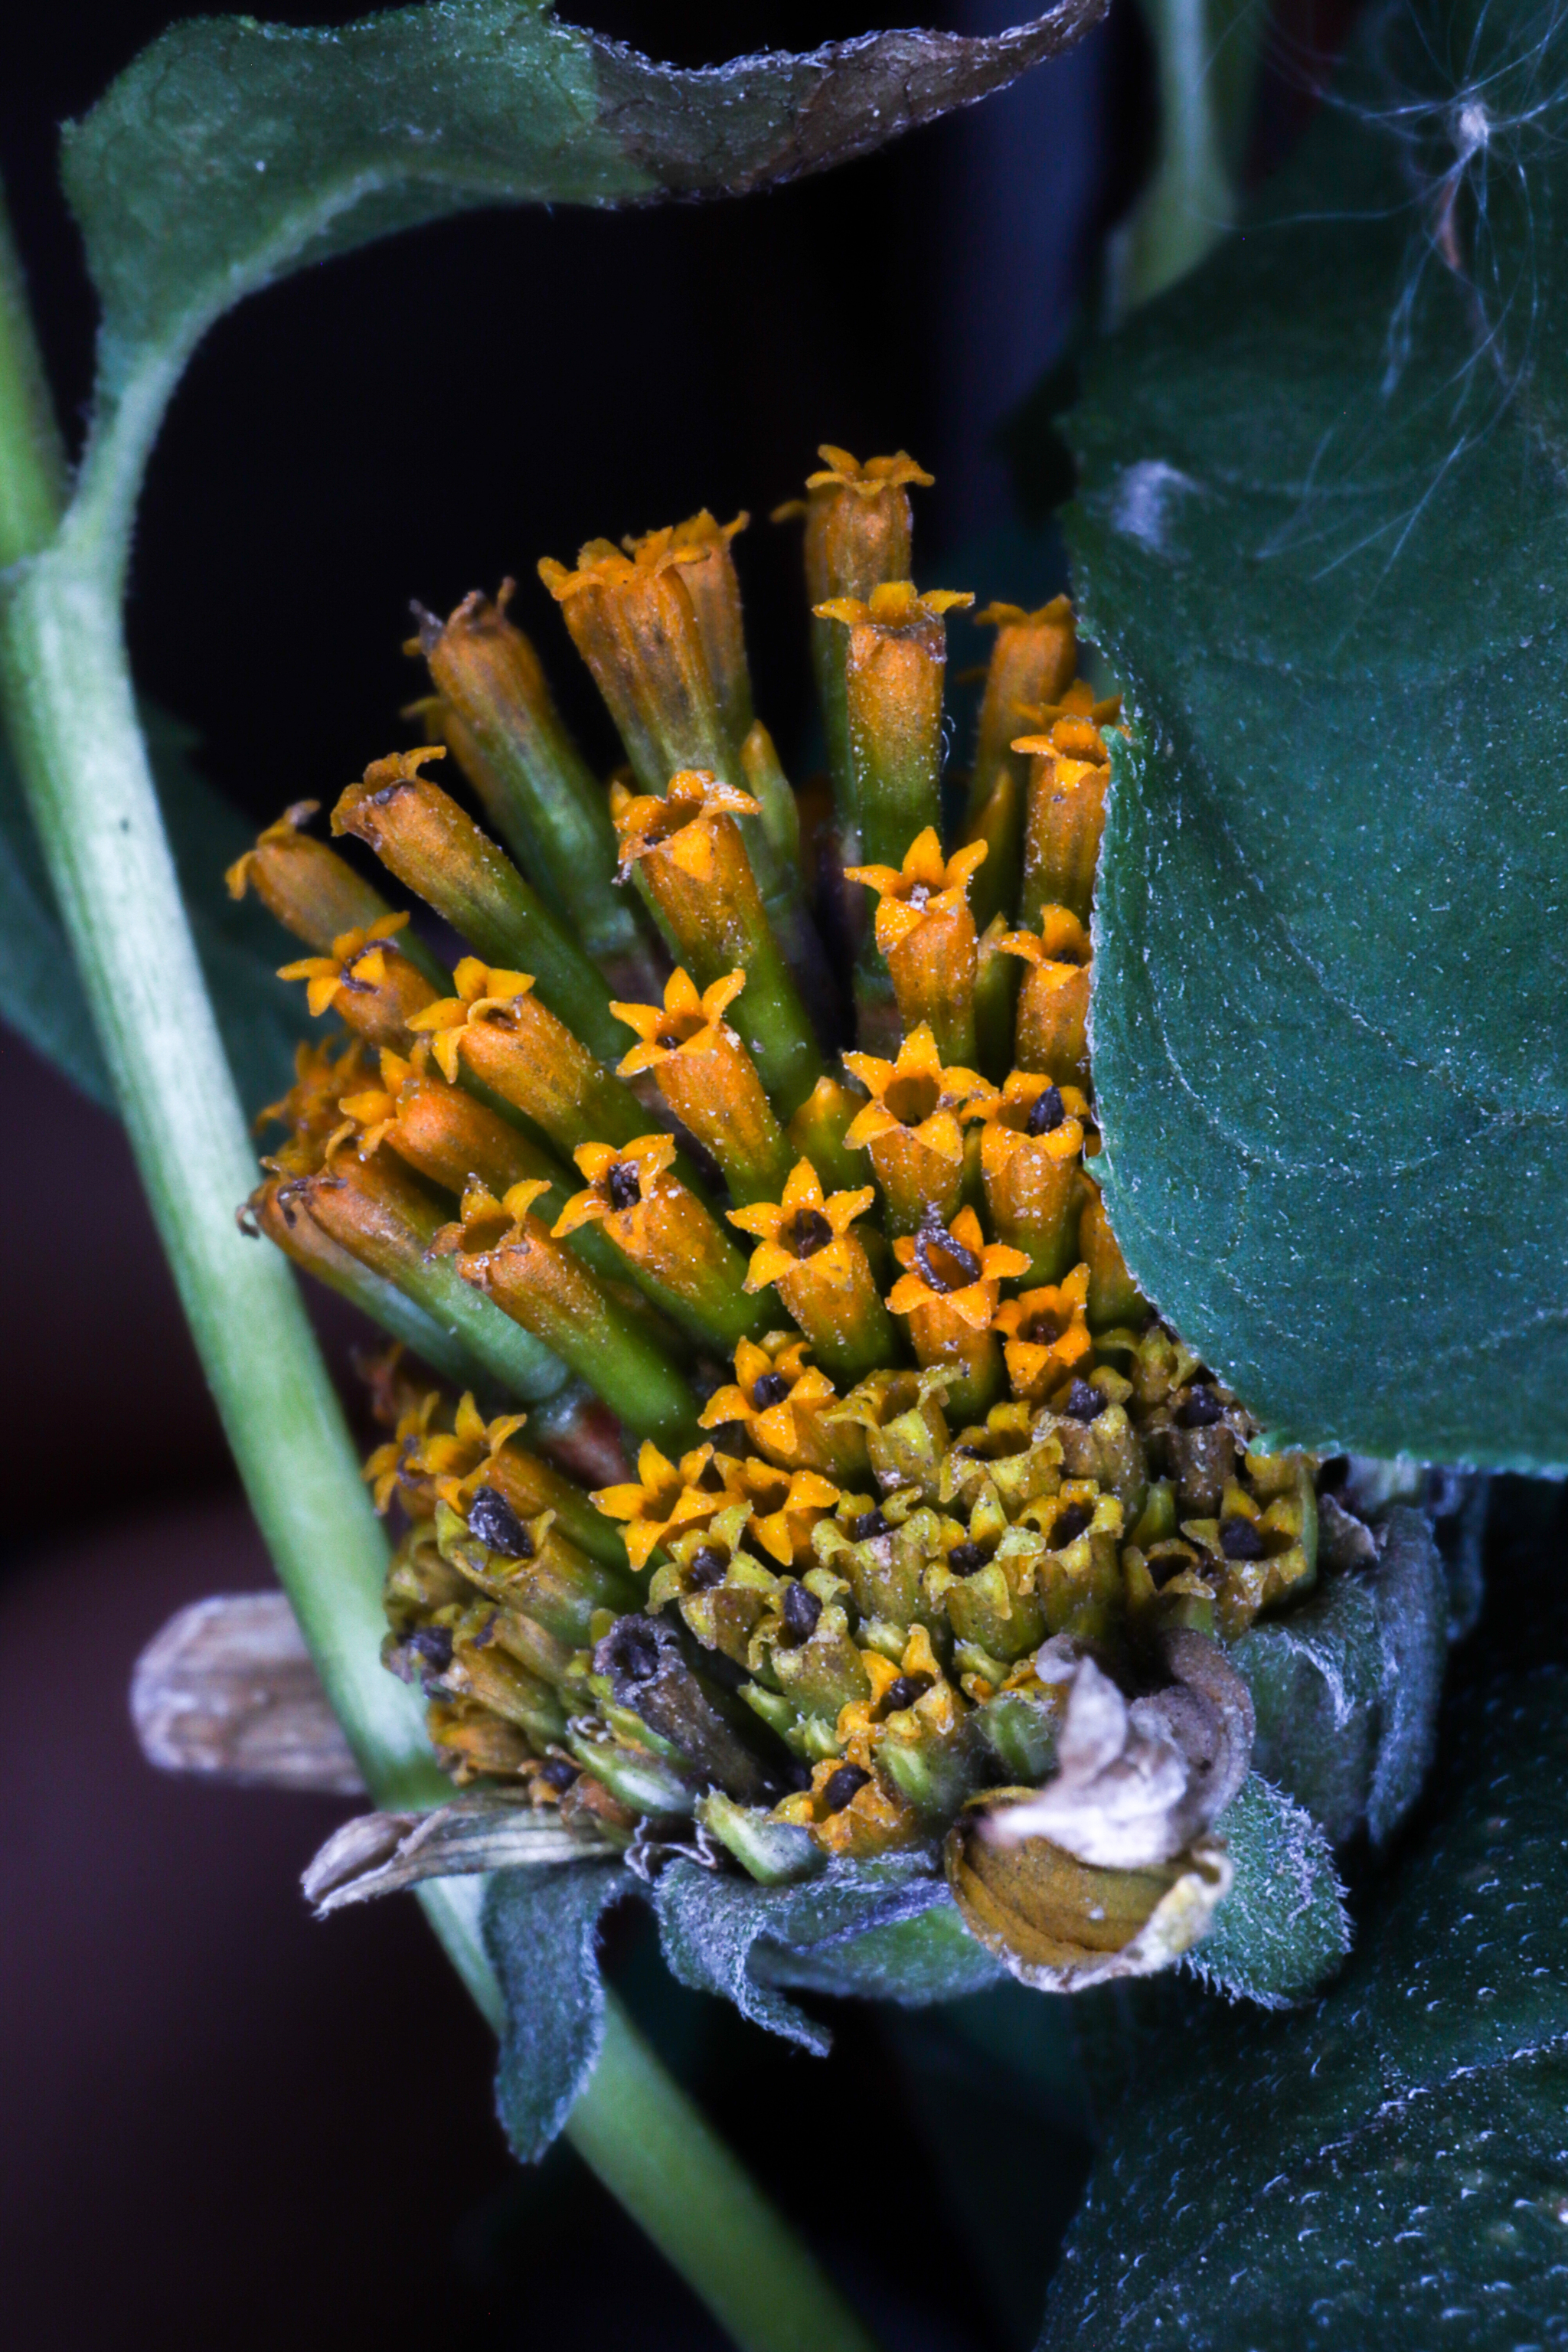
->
[303,1795,613,1914]
[985,1632,1253,1867]
[942,1634,1250,1989]
[131,1591,365,1795]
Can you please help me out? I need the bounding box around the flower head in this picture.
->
[234,445,1362,2001]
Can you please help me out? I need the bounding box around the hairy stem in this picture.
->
[0,191,880,2352]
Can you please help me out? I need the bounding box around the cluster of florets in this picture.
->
[234,446,1337,1955]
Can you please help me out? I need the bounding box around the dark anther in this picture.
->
[407,1625,454,1674]
[687,1546,729,1591]
[1220,1517,1267,1561]
[850,1508,890,1542]
[822,1762,871,1814]
[1065,1379,1105,1423]
[1148,1545,1200,1589]
[468,1485,531,1556]
[1027,1311,1062,1346]
[914,1220,981,1293]
[1050,1503,1093,1547]
[883,1672,933,1713]
[1027,1083,1066,1135]
[597,1615,663,1684]
[607,1162,642,1210]
[1176,1384,1224,1429]
[948,1541,985,1575]
[791,1209,833,1257]
[753,1372,791,1407]
[780,1582,822,1644]
[538,1756,578,1792]
[656,1031,684,1051]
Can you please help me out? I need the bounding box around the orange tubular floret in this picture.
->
[593,1439,733,1573]
[998,906,1092,1092]
[335,1042,565,1204]
[845,826,988,1064]
[539,532,735,796]
[887,1205,1030,1425]
[612,968,792,1208]
[227,800,395,952]
[408,958,648,1160]
[978,1072,1093,1286]
[842,1023,995,1237]
[1014,684,1122,931]
[699,1333,870,1483]
[614,772,822,1116]
[992,1263,1094,1406]
[555,1133,764,1353]
[728,1160,899,1387]
[278,913,440,1051]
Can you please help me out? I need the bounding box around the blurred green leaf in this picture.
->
[1038,1663,1568,2347]
[63,0,1103,412]
[1063,0,1568,1468]
[0,710,309,1117]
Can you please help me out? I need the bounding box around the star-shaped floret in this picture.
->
[701,1333,831,1453]
[278,911,413,1018]
[1011,678,1124,765]
[842,1024,994,1165]
[362,1387,445,1514]
[334,1045,419,1158]
[804,446,934,497]
[613,772,761,882]
[727,1160,877,1294]
[554,1133,679,1237]
[813,581,974,632]
[992,1264,1094,1403]
[407,959,537,1080]
[888,1207,1031,1330]
[997,906,1091,974]
[978,1071,1094,1164]
[844,828,988,956]
[612,968,746,1078]
[592,1439,732,1572]
[717,1458,841,1566]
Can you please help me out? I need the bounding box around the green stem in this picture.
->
[0,192,880,2352]
[422,1880,877,2352]
[1109,0,1266,315]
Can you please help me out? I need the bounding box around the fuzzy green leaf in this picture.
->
[63,0,1102,415]
[653,1854,1001,2052]
[1063,0,1568,1468]
[484,1858,632,2164]
[1039,1665,1568,2349]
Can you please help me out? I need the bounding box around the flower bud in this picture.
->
[335,749,622,1064]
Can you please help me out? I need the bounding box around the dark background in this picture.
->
[0,5,1348,2345]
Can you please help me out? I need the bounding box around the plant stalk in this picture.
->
[424,1879,879,2352]
[1109,0,1266,315]
[0,188,880,2352]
